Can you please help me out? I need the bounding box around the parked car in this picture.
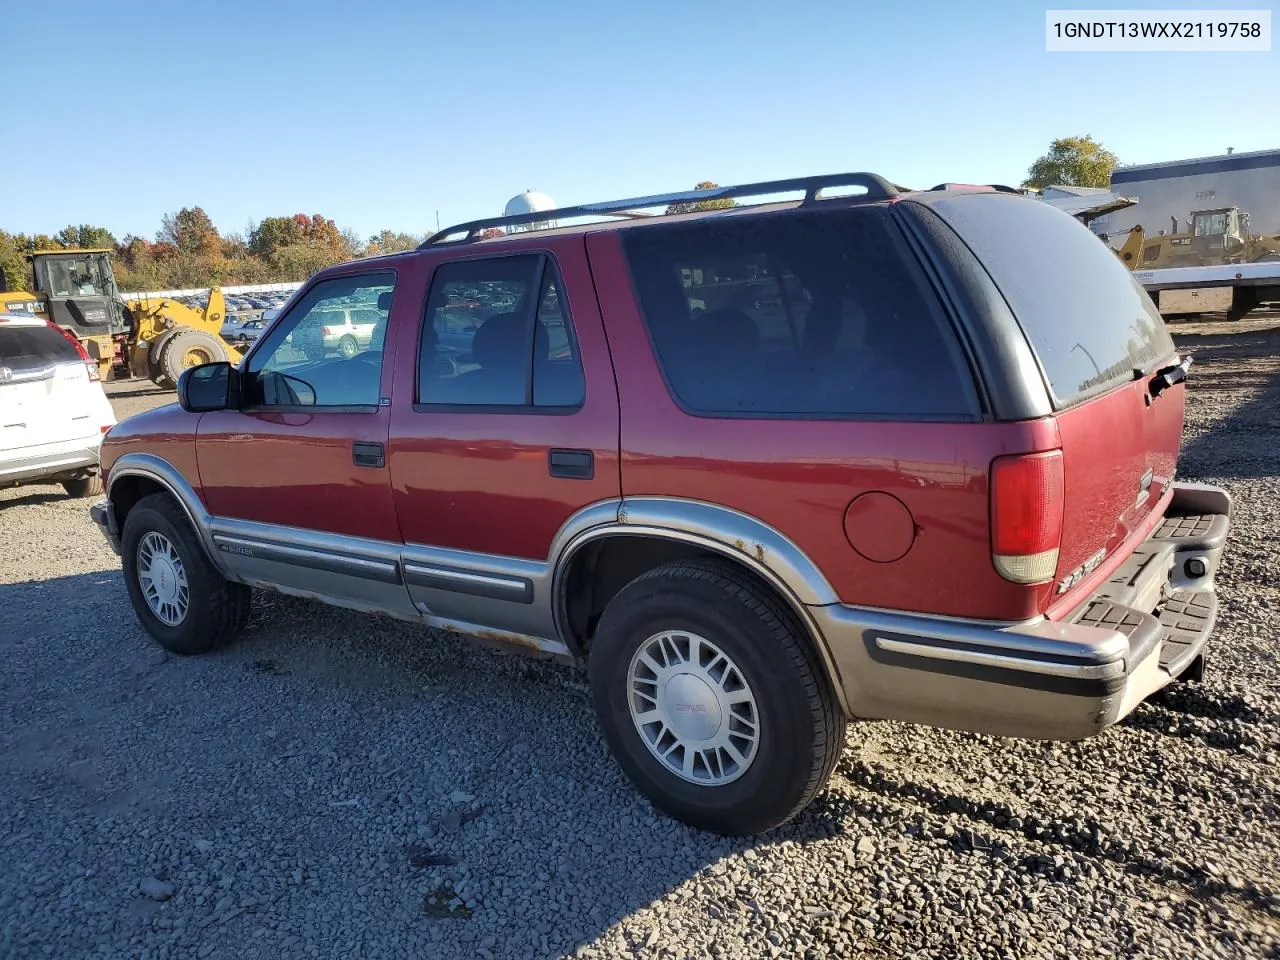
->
[1,313,116,497]
[227,318,268,347]
[88,174,1229,836]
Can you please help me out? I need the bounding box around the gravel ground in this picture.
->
[2,319,1279,960]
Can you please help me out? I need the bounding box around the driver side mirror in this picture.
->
[177,362,239,413]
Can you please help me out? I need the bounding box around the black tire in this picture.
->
[338,334,359,358]
[62,474,103,498]
[158,329,230,385]
[120,493,251,655]
[147,330,178,388]
[588,559,844,836]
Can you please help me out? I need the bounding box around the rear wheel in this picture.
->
[588,559,844,836]
[62,474,103,498]
[338,334,360,358]
[121,493,251,655]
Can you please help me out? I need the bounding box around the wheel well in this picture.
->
[109,474,169,529]
[561,534,820,658]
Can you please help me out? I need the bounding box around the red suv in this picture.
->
[90,175,1230,836]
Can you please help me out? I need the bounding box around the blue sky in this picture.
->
[7,0,1277,242]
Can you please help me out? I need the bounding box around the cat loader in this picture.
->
[0,249,242,387]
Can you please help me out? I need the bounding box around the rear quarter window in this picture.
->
[622,207,979,420]
[926,193,1175,407]
[0,324,81,375]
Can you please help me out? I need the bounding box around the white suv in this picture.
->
[0,314,116,498]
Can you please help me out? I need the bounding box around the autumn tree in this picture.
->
[665,181,737,215]
[8,207,364,290]
[158,206,221,257]
[478,228,505,240]
[1022,136,1120,190]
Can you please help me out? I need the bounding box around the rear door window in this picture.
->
[417,255,586,410]
[0,324,81,377]
[622,207,978,420]
[925,193,1175,407]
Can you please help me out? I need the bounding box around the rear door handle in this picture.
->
[548,448,594,480]
[352,441,385,468]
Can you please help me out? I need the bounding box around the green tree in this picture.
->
[54,224,119,250]
[665,181,737,215]
[366,229,426,255]
[1022,136,1120,190]
[271,243,335,280]
[249,216,302,259]
[158,207,220,256]
[0,231,27,291]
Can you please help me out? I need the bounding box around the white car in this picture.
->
[0,313,116,498]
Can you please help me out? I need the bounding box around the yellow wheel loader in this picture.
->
[1119,207,1280,271]
[0,249,242,387]
[124,288,244,388]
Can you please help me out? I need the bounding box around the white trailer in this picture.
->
[1134,260,1280,320]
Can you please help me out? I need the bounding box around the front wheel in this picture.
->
[120,493,251,655]
[588,559,844,836]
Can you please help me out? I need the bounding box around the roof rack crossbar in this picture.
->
[421,172,902,247]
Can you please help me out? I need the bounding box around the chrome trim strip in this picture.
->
[403,562,532,603]
[872,636,1124,680]
[213,534,401,585]
[823,603,1130,666]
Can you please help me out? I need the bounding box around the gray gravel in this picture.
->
[2,321,1280,960]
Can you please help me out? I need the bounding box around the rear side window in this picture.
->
[622,208,977,419]
[0,325,81,375]
[927,194,1175,407]
[417,255,586,409]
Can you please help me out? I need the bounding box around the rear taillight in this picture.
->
[990,451,1064,585]
[47,321,100,380]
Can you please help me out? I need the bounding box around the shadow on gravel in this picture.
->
[0,489,75,509]
[832,757,1280,918]
[1174,323,1280,480]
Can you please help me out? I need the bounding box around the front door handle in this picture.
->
[352,441,385,468]
[549,448,594,480]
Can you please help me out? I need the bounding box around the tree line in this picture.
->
[0,138,1120,294]
[0,207,427,293]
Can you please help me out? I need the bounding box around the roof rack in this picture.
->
[929,183,1022,194]
[421,173,905,247]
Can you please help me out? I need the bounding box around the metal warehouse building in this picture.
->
[1092,148,1280,244]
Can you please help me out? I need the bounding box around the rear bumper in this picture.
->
[90,498,122,555]
[0,437,101,487]
[812,481,1230,740]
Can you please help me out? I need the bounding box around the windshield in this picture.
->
[1193,212,1229,237]
[44,255,113,299]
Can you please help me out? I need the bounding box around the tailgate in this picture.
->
[1051,370,1185,609]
